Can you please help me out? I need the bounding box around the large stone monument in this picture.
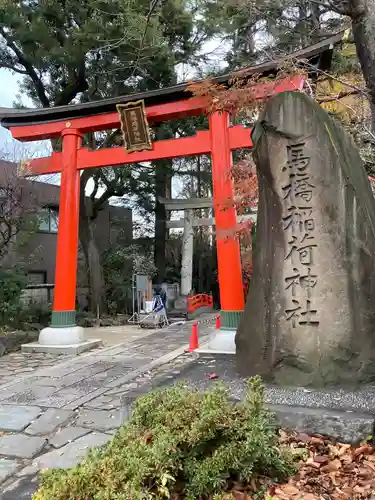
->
[236,91,375,387]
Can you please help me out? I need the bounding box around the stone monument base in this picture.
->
[21,326,102,355]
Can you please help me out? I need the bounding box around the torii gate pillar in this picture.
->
[208,111,245,351]
[25,128,101,354]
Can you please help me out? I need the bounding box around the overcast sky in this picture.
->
[0,68,50,163]
[0,69,20,142]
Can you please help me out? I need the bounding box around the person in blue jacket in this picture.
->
[153,285,167,311]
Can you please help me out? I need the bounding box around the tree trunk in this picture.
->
[79,172,107,315]
[153,125,173,284]
[350,0,375,132]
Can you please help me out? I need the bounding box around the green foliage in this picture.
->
[16,301,51,330]
[0,0,200,106]
[103,243,157,313]
[33,377,295,500]
[0,265,27,327]
[0,267,51,330]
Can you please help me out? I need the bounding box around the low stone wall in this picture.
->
[0,331,39,357]
[76,313,129,328]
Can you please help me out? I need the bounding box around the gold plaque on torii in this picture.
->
[116,100,153,152]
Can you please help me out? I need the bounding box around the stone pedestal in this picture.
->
[236,91,375,387]
[198,328,236,354]
[22,327,102,355]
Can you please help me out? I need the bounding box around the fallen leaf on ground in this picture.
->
[142,431,153,444]
[354,445,372,457]
[296,432,312,443]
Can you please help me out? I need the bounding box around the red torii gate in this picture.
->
[2,76,305,351]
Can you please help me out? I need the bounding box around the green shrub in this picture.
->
[17,301,51,329]
[33,377,295,500]
[103,243,157,314]
[0,265,27,327]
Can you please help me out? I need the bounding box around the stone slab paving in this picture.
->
[1,475,39,500]
[24,409,74,436]
[33,432,112,470]
[49,426,90,449]
[0,406,42,432]
[0,435,47,459]
[0,322,160,387]
[0,315,217,498]
[75,408,127,432]
[0,459,20,483]
[0,352,75,386]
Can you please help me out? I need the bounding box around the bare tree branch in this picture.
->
[0,165,39,261]
[316,88,361,102]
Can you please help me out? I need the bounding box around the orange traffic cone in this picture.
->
[215,315,221,329]
[188,322,199,352]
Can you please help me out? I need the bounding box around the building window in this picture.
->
[38,206,59,233]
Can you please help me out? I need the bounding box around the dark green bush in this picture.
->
[0,265,27,327]
[33,377,295,500]
[17,301,51,329]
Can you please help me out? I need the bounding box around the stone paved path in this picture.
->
[0,323,162,387]
[0,315,217,498]
[0,352,75,386]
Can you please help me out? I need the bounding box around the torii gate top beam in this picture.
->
[4,76,305,177]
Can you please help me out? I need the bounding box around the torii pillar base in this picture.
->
[198,310,242,355]
[174,295,188,311]
[201,328,236,354]
[22,326,102,355]
[198,312,242,354]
